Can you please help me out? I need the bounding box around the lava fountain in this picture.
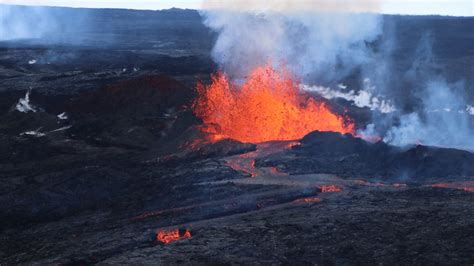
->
[193,65,355,143]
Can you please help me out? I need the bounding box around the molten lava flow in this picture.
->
[294,197,322,203]
[430,182,474,193]
[156,229,191,244]
[226,154,259,177]
[225,141,298,178]
[193,65,355,143]
[321,185,343,193]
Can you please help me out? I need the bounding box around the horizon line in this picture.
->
[0,3,472,17]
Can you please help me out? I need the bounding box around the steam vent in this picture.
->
[1,2,473,265]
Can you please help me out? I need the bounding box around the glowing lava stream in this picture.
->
[225,141,298,178]
[193,65,355,143]
[429,182,474,192]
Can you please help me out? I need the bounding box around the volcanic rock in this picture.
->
[1,7,473,265]
[67,74,199,150]
[68,74,193,116]
[257,131,474,180]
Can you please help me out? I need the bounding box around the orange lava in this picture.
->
[156,229,191,244]
[430,182,474,193]
[294,197,322,203]
[321,185,343,193]
[225,140,298,178]
[226,154,259,177]
[193,65,355,143]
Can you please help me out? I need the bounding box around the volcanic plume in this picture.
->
[193,65,355,143]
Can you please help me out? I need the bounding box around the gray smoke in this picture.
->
[361,33,474,150]
[382,80,474,150]
[0,5,55,40]
[385,80,474,150]
[200,2,382,83]
[0,4,91,43]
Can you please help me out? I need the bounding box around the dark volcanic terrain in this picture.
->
[0,6,473,265]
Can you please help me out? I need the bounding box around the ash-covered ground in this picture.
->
[0,6,473,265]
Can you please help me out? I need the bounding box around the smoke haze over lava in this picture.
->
[199,0,474,150]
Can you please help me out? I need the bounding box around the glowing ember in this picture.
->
[193,65,355,143]
[321,185,342,193]
[294,197,322,203]
[156,228,191,244]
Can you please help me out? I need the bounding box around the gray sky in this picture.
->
[0,0,472,16]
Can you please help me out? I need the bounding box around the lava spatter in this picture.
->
[193,65,355,143]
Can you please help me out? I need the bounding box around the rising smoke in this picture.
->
[0,4,91,43]
[0,5,55,40]
[200,0,382,83]
[301,81,396,114]
[370,34,474,150]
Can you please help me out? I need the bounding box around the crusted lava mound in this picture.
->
[0,74,207,165]
[67,74,201,151]
[70,75,193,115]
[257,131,474,180]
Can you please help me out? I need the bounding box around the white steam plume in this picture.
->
[381,79,474,150]
[360,34,474,151]
[301,80,396,114]
[202,0,381,13]
[200,0,382,82]
[0,5,91,43]
[15,90,37,113]
[467,105,474,115]
[0,5,57,40]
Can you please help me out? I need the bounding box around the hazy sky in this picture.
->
[0,0,472,16]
